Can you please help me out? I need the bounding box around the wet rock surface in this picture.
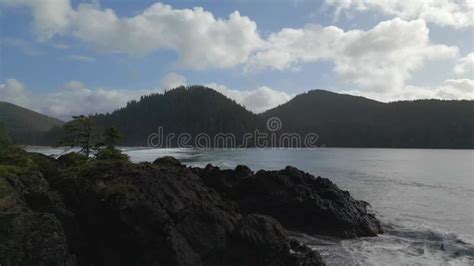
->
[195,164,383,238]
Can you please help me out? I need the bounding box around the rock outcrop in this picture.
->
[195,164,383,238]
[0,150,324,266]
[0,212,75,266]
[61,160,322,265]
[0,149,76,265]
[1,147,383,265]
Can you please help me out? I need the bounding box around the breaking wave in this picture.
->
[292,220,474,266]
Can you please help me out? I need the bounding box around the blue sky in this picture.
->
[0,0,473,120]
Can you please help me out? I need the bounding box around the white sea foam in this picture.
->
[293,219,474,266]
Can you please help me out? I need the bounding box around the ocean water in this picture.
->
[27,147,474,265]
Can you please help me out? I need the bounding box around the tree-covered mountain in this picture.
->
[2,87,472,148]
[261,90,474,148]
[0,101,64,145]
[93,86,263,146]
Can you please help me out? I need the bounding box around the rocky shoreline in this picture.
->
[0,148,382,266]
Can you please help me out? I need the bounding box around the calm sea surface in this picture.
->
[28,147,474,265]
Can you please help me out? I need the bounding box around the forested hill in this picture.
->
[2,87,472,148]
[261,90,474,149]
[93,86,263,146]
[0,101,64,144]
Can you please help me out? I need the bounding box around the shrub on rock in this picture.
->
[95,147,129,161]
[153,156,182,167]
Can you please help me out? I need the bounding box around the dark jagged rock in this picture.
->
[0,155,76,265]
[0,212,76,266]
[226,214,324,266]
[0,152,321,266]
[0,176,28,212]
[55,159,322,265]
[288,239,325,265]
[192,164,253,195]
[3,150,386,266]
[197,165,383,238]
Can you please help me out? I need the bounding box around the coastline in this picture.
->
[0,147,383,265]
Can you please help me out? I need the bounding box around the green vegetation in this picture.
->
[91,86,474,148]
[57,114,127,159]
[0,123,12,149]
[93,86,262,146]
[0,101,64,145]
[56,152,88,168]
[262,90,474,148]
[102,127,122,148]
[0,124,39,177]
[58,115,97,157]
[0,126,129,214]
[95,147,129,161]
[153,156,182,167]
[94,127,129,160]
[1,86,472,148]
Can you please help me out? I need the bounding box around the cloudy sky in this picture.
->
[0,0,473,120]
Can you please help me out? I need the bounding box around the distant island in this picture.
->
[1,86,473,149]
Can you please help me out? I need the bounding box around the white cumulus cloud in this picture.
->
[0,77,292,119]
[42,81,156,119]
[206,83,292,113]
[0,1,264,69]
[0,1,471,103]
[71,3,264,69]
[0,79,33,108]
[0,0,74,40]
[343,78,474,102]
[325,0,474,28]
[453,53,474,76]
[160,72,187,89]
[0,79,158,120]
[249,18,458,93]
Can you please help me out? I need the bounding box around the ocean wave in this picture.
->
[382,222,474,259]
[293,221,474,266]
